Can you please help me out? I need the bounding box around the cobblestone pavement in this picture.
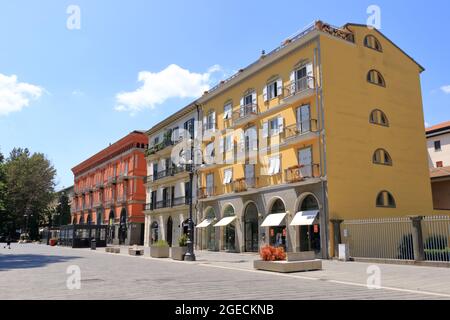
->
[0,243,449,300]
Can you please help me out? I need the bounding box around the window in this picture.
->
[364,35,382,52]
[369,109,389,127]
[206,173,214,195]
[224,135,233,152]
[223,103,232,120]
[172,126,179,142]
[205,142,215,161]
[244,93,253,106]
[436,161,444,168]
[268,156,281,175]
[376,191,396,208]
[264,79,283,101]
[367,70,385,87]
[153,136,159,145]
[268,116,284,137]
[206,111,216,130]
[434,141,441,151]
[183,118,195,139]
[373,149,393,166]
[223,169,233,184]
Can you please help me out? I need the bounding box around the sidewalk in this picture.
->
[100,245,450,297]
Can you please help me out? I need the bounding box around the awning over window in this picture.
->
[196,218,214,228]
[290,210,319,226]
[214,216,236,227]
[261,213,287,227]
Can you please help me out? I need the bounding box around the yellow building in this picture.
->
[191,21,433,258]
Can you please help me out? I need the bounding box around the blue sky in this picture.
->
[0,0,449,190]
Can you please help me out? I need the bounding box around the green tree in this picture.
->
[56,191,71,226]
[0,150,8,235]
[4,148,57,239]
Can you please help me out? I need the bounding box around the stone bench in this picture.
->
[105,247,120,254]
[128,248,144,256]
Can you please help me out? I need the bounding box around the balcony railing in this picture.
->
[153,197,187,210]
[116,194,127,204]
[232,104,258,125]
[146,165,190,183]
[198,187,216,199]
[282,119,318,141]
[107,176,117,185]
[283,77,315,98]
[233,177,258,193]
[104,199,115,208]
[145,203,154,211]
[285,164,321,183]
[93,201,103,208]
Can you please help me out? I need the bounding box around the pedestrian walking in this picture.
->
[4,237,11,249]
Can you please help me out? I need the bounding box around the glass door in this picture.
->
[297,105,311,133]
[298,147,312,177]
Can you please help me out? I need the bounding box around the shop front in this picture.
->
[214,205,236,252]
[261,199,287,251]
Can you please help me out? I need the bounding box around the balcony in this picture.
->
[117,173,131,182]
[146,165,190,184]
[283,77,315,102]
[116,194,127,204]
[285,164,321,183]
[146,137,176,157]
[232,104,259,127]
[198,187,216,199]
[104,199,115,208]
[282,119,318,144]
[233,177,258,193]
[144,203,154,211]
[152,197,187,210]
[93,201,103,209]
[107,176,117,185]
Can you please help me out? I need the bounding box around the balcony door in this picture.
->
[206,173,214,196]
[298,147,312,178]
[245,164,255,188]
[296,105,311,133]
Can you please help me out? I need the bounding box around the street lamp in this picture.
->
[183,138,200,262]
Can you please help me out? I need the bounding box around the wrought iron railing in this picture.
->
[232,104,258,124]
[283,77,315,98]
[285,164,320,183]
[282,119,318,141]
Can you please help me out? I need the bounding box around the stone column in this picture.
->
[410,216,425,262]
[330,219,343,258]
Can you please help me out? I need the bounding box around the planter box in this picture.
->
[254,259,322,273]
[170,246,187,261]
[286,251,315,262]
[150,246,170,258]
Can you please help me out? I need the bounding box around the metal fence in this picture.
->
[422,215,450,262]
[341,215,450,262]
[341,217,414,260]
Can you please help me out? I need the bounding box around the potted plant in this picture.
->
[150,240,170,258]
[170,234,188,261]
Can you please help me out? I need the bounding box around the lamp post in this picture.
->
[184,157,196,261]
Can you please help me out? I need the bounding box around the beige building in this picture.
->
[427,121,450,210]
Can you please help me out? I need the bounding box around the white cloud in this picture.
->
[115,64,222,114]
[71,89,85,96]
[441,85,450,94]
[0,74,43,116]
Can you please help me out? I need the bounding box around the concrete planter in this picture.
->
[170,246,188,261]
[253,259,322,273]
[128,248,144,256]
[150,246,170,258]
[286,251,316,262]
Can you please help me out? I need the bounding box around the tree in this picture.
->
[56,191,71,226]
[0,150,7,234]
[4,148,57,239]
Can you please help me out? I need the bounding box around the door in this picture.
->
[167,217,173,247]
[298,147,312,177]
[297,105,311,133]
[245,164,255,187]
[206,173,214,196]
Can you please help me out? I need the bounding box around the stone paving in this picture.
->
[0,243,450,300]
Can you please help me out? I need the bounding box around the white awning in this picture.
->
[196,218,214,228]
[261,213,287,227]
[214,216,236,227]
[290,210,319,226]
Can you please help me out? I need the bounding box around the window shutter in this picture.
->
[263,86,268,102]
[203,116,207,131]
[240,97,244,107]
[306,63,314,88]
[274,157,281,174]
[278,116,284,133]
[239,131,245,152]
[212,111,216,129]
[290,71,296,94]
[268,158,274,175]
[219,137,224,153]
[262,121,269,138]
[276,79,283,97]
[252,91,257,106]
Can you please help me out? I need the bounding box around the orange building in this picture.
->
[71,131,148,245]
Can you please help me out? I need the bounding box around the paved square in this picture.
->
[1,243,449,300]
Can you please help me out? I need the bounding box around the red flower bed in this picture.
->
[259,245,286,261]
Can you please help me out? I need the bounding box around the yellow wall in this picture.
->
[320,26,433,219]
[199,40,320,191]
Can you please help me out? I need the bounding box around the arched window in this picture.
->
[370,109,389,127]
[376,191,396,208]
[373,149,393,166]
[364,35,382,52]
[300,194,320,211]
[367,70,385,87]
[270,199,286,214]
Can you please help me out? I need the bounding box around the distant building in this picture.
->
[71,131,148,245]
[426,122,450,209]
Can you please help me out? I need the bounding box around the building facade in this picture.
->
[191,21,433,258]
[426,121,450,210]
[71,131,148,245]
[143,105,201,247]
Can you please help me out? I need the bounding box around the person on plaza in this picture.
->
[4,236,11,249]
